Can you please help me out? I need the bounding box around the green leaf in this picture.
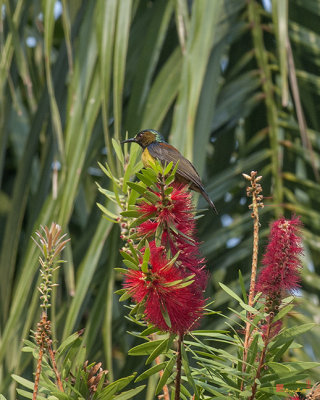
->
[140,326,160,336]
[141,167,158,182]
[128,339,167,356]
[163,250,181,270]
[141,242,150,273]
[48,393,70,400]
[120,250,139,265]
[164,161,174,175]
[272,304,295,323]
[181,345,199,398]
[238,270,247,303]
[127,181,147,195]
[143,190,161,203]
[97,374,137,399]
[56,331,82,355]
[146,334,175,365]
[128,241,140,262]
[120,210,140,218]
[270,324,316,349]
[16,389,47,400]
[96,184,117,201]
[123,259,139,270]
[112,138,124,165]
[165,174,175,186]
[136,171,155,186]
[112,385,146,400]
[119,291,132,302]
[135,362,167,382]
[155,224,163,247]
[268,361,320,375]
[155,355,176,395]
[164,186,173,195]
[96,203,118,221]
[11,374,34,389]
[160,304,171,328]
[219,282,243,303]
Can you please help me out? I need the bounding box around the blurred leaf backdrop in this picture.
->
[1,0,320,398]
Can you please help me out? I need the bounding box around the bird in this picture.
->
[121,129,216,212]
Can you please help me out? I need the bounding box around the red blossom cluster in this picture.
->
[256,216,303,313]
[124,242,204,334]
[137,184,207,288]
[123,183,207,334]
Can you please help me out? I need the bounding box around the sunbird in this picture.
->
[122,129,216,212]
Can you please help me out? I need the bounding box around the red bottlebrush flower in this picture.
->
[137,183,195,239]
[168,236,208,291]
[137,183,207,288]
[256,216,303,311]
[123,242,205,334]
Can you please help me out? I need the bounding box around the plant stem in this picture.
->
[155,356,169,400]
[247,176,260,308]
[249,316,273,400]
[241,172,263,390]
[48,345,64,391]
[152,333,169,400]
[174,334,183,400]
[32,346,44,400]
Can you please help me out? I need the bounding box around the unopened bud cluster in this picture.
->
[34,312,52,348]
[118,216,136,242]
[83,360,109,394]
[33,223,69,310]
[243,171,264,210]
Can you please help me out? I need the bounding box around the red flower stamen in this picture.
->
[256,216,303,312]
[124,242,205,334]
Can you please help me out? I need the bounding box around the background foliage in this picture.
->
[1,0,320,398]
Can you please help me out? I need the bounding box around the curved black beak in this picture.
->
[121,138,136,144]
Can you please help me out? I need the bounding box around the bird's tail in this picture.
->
[201,188,218,214]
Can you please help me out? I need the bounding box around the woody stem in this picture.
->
[174,334,183,400]
[249,315,273,400]
[241,171,263,390]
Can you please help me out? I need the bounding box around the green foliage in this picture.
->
[1,0,320,398]
[12,334,145,400]
[97,149,319,399]
[184,285,319,398]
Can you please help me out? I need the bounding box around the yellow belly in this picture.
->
[142,148,156,167]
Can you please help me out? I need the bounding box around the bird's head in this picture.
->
[121,129,165,149]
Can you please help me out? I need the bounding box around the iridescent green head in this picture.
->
[121,129,165,149]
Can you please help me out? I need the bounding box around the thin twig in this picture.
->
[152,333,169,400]
[241,172,264,390]
[155,355,170,400]
[249,316,273,400]
[48,346,64,391]
[32,346,44,400]
[174,334,183,400]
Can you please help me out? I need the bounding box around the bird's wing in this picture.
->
[147,142,204,190]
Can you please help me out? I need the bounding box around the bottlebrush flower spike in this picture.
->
[289,394,306,400]
[137,183,194,238]
[137,183,207,287]
[123,241,205,334]
[256,216,303,312]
